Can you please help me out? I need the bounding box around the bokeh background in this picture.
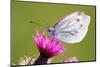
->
[11,1,96,64]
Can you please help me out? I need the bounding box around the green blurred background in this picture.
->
[11,1,96,64]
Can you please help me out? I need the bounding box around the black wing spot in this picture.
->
[76,19,80,21]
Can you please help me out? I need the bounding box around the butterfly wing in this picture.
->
[54,12,90,43]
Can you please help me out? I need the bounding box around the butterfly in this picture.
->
[48,12,90,44]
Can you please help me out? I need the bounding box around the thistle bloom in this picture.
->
[33,32,65,65]
[15,32,78,65]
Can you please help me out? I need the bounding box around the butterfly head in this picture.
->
[48,28,56,37]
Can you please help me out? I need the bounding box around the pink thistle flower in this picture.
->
[33,32,65,65]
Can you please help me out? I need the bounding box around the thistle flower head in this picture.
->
[33,32,65,58]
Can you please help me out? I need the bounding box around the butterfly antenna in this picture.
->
[29,21,48,28]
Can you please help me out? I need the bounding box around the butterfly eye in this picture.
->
[48,29,51,32]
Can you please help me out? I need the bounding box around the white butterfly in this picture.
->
[48,12,90,44]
